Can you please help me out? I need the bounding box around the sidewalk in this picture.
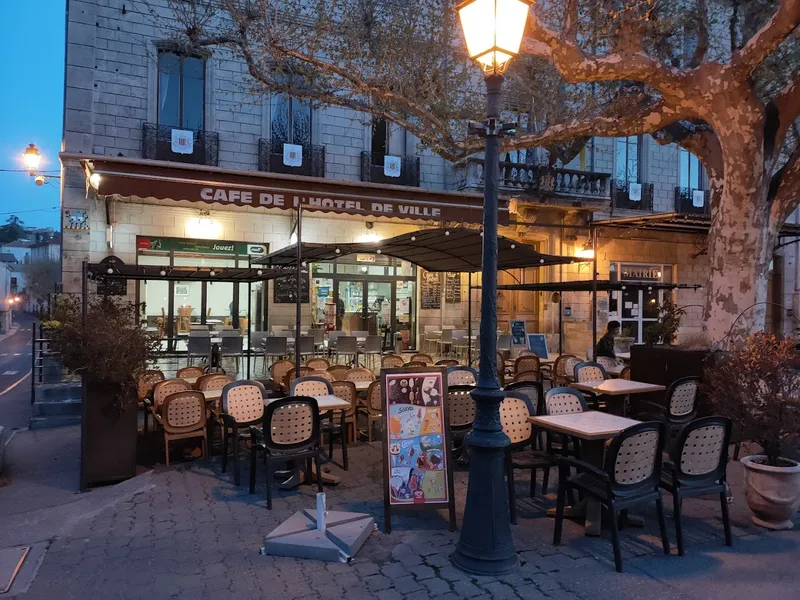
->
[2,439,796,600]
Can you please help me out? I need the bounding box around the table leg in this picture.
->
[276,463,341,490]
[546,439,606,536]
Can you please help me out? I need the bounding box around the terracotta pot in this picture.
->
[741,455,800,530]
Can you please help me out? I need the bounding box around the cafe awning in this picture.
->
[87,260,296,283]
[63,153,503,225]
[494,280,703,293]
[255,228,581,272]
[595,212,800,237]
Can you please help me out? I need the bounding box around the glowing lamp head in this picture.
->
[23,143,41,172]
[457,0,532,74]
[89,173,101,190]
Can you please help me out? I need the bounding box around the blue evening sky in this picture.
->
[0,2,65,230]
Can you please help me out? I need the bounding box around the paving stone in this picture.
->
[410,564,436,580]
[481,581,519,599]
[393,575,423,594]
[452,581,485,598]
[422,577,452,595]
[365,574,393,591]
[380,561,410,579]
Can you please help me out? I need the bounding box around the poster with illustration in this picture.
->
[384,369,452,510]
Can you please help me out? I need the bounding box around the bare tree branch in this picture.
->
[731,0,800,78]
[766,70,800,161]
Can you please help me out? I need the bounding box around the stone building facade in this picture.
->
[60,0,799,356]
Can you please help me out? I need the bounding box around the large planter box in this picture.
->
[630,345,712,412]
[81,379,138,489]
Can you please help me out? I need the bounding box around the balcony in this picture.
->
[611,180,654,211]
[675,187,710,215]
[360,152,420,187]
[258,139,325,178]
[141,123,219,166]
[453,158,611,201]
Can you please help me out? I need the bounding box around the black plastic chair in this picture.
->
[505,381,544,448]
[447,366,478,387]
[553,421,670,572]
[501,390,557,524]
[220,380,267,485]
[292,375,348,470]
[447,385,475,462]
[636,377,700,447]
[660,416,732,556]
[249,396,324,509]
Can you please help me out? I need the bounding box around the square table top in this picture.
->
[529,411,641,440]
[181,376,199,384]
[571,379,665,396]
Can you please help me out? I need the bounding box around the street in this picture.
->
[0,313,35,429]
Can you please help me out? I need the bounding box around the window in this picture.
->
[614,136,640,182]
[270,94,312,153]
[371,118,389,159]
[157,51,205,130]
[679,148,704,189]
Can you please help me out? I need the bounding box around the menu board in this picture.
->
[526,333,549,359]
[444,273,461,303]
[382,366,456,533]
[510,320,526,345]
[273,271,310,303]
[420,271,441,309]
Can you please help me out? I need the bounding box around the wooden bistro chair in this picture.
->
[436,359,460,367]
[291,375,348,469]
[447,366,477,387]
[447,385,475,462]
[220,381,268,485]
[156,390,207,465]
[149,379,193,429]
[404,361,427,368]
[249,396,324,509]
[359,381,383,442]
[501,390,556,524]
[513,355,542,382]
[547,354,580,386]
[381,354,405,368]
[311,369,336,384]
[410,353,434,365]
[269,360,294,391]
[136,370,164,433]
[331,380,358,444]
[660,416,733,556]
[574,361,608,383]
[326,364,351,381]
[513,370,542,384]
[177,366,205,382]
[284,366,313,390]
[553,421,670,573]
[596,356,620,372]
[619,366,631,380]
[344,367,376,384]
[306,357,330,371]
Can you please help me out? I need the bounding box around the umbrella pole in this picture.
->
[467,273,472,365]
[295,205,303,373]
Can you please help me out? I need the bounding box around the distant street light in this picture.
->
[451,0,531,577]
[22,143,60,185]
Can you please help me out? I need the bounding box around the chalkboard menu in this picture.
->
[420,271,441,309]
[273,271,310,303]
[382,366,456,533]
[510,320,526,345]
[444,273,461,303]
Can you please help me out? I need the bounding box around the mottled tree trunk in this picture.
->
[704,111,775,343]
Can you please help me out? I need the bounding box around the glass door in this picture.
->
[616,287,665,343]
[396,280,415,352]
[337,281,364,334]
[367,281,393,349]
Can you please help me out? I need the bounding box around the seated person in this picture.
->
[596,320,619,359]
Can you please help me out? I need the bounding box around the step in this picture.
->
[29,414,82,430]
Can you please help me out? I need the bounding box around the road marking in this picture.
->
[12,353,21,357]
[0,354,6,357]
[1,371,18,376]
[0,370,31,396]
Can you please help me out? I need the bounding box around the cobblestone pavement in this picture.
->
[18,443,800,600]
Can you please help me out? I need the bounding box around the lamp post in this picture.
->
[22,144,61,186]
[452,0,531,575]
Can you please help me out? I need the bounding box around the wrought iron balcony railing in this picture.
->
[360,152,421,187]
[611,180,654,211]
[675,187,710,214]
[453,158,612,200]
[141,123,219,166]
[258,139,325,178]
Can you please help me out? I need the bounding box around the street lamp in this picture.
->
[23,143,42,174]
[452,0,531,576]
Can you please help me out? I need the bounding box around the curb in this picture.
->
[0,324,21,344]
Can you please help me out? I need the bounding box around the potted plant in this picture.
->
[614,325,636,354]
[704,332,800,529]
[643,296,686,347]
[49,295,160,488]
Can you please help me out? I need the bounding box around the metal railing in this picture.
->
[675,186,710,214]
[258,139,326,177]
[611,180,655,211]
[360,152,421,186]
[142,123,219,166]
[453,157,612,200]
